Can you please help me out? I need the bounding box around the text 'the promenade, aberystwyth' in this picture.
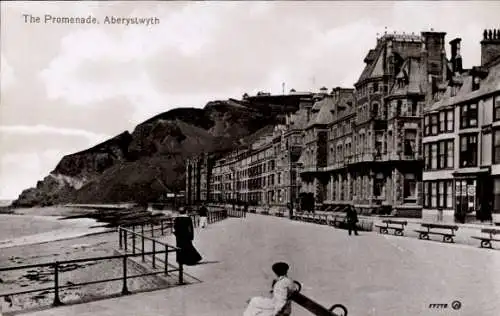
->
[22,14,160,26]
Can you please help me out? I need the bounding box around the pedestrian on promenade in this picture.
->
[198,204,208,228]
[244,202,248,217]
[173,207,202,265]
[243,262,298,316]
[346,205,359,236]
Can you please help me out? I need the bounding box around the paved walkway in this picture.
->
[19,214,500,316]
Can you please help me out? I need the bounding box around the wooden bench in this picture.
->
[290,281,348,316]
[375,219,408,236]
[471,228,500,248]
[292,213,305,221]
[414,223,459,243]
[275,210,285,217]
[314,214,329,225]
[327,214,347,228]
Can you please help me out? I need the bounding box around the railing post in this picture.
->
[141,224,145,262]
[124,230,128,252]
[164,245,168,276]
[132,230,136,254]
[152,240,156,269]
[121,255,131,295]
[179,262,184,284]
[151,222,154,237]
[161,220,164,235]
[52,262,62,306]
[119,227,122,249]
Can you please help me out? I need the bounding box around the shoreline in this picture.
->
[0,210,171,314]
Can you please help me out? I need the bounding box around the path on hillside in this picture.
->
[20,214,500,316]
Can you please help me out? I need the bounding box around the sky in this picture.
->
[1,1,499,199]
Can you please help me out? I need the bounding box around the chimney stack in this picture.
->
[481,28,500,67]
[449,38,463,73]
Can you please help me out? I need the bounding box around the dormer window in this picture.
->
[472,77,480,91]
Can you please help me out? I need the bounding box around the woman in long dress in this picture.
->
[173,207,202,265]
[244,262,297,316]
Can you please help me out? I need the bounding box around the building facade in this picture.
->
[422,29,500,223]
[297,31,447,216]
[186,93,313,209]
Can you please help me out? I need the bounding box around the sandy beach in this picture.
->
[0,206,174,314]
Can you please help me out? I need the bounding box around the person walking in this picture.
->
[346,205,359,236]
[199,204,208,228]
[173,207,202,265]
[243,262,298,316]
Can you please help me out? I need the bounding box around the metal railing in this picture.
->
[0,249,181,308]
[118,225,183,283]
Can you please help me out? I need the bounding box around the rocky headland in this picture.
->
[12,95,305,207]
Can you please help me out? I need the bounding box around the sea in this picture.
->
[0,203,110,249]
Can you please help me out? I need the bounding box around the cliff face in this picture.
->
[12,97,301,206]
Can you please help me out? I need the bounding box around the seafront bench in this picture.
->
[275,209,285,217]
[314,214,329,225]
[290,281,348,316]
[328,214,348,228]
[375,219,408,236]
[414,223,458,243]
[471,228,500,248]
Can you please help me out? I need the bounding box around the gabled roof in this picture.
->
[307,96,335,128]
[289,108,309,130]
[357,45,384,84]
[428,62,500,111]
[389,57,426,96]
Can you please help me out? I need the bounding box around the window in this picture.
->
[446,181,453,208]
[423,182,429,207]
[403,173,417,199]
[424,143,430,170]
[460,103,478,129]
[494,95,500,121]
[438,141,446,169]
[437,181,445,207]
[455,179,476,220]
[494,178,500,215]
[460,134,478,167]
[404,129,417,156]
[431,182,437,207]
[374,173,384,197]
[411,100,418,116]
[396,100,402,116]
[495,130,500,165]
[424,180,454,209]
[431,143,438,169]
[373,82,379,92]
[446,140,454,168]
[439,112,446,132]
[388,131,393,152]
[446,110,454,132]
[372,103,379,117]
[431,114,438,135]
[424,116,430,136]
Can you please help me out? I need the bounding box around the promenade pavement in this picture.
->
[18,214,500,316]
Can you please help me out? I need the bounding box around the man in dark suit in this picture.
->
[346,206,359,236]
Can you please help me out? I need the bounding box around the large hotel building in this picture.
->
[186,29,500,223]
